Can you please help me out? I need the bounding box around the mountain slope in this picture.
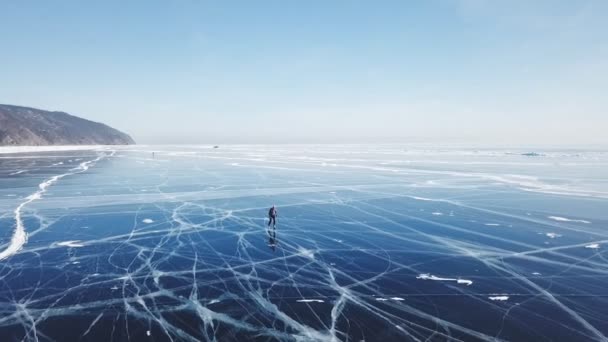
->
[0,104,135,145]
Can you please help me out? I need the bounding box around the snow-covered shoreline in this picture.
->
[0,145,107,155]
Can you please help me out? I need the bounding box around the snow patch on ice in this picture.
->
[142,218,154,224]
[416,273,473,286]
[409,196,435,201]
[489,295,509,301]
[57,240,85,248]
[457,279,473,286]
[376,297,405,302]
[585,243,600,249]
[546,232,562,239]
[296,299,324,303]
[548,216,591,224]
[298,247,315,260]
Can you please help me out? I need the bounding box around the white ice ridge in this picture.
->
[416,273,473,286]
[296,299,325,303]
[585,243,600,249]
[0,153,109,261]
[489,295,509,301]
[548,216,591,224]
[56,240,85,248]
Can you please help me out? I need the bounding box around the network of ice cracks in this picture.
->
[0,145,607,341]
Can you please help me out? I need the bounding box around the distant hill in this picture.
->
[0,104,135,146]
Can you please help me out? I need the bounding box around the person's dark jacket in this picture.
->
[268,207,277,218]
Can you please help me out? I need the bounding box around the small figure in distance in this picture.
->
[268,205,277,229]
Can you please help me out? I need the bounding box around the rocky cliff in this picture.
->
[0,104,135,145]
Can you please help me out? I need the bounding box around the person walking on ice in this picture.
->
[268,205,277,228]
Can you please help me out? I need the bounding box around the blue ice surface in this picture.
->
[0,145,607,341]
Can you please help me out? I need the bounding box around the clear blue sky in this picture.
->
[1,1,606,144]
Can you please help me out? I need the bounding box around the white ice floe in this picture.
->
[485,223,501,226]
[142,218,154,224]
[416,273,473,286]
[57,240,85,248]
[585,243,600,249]
[532,272,542,276]
[431,212,443,216]
[546,233,562,239]
[296,299,324,303]
[489,295,509,301]
[390,297,405,301]
[548,216,591,224]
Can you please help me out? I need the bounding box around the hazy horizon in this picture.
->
[2,1,607,145]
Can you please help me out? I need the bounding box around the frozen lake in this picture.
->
[0,145,607,341]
